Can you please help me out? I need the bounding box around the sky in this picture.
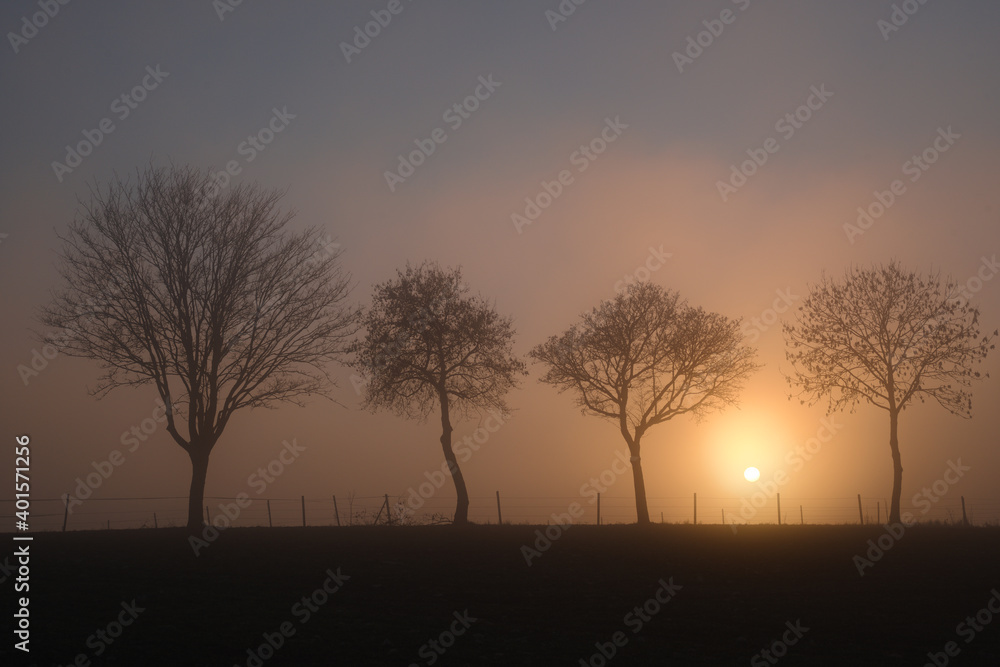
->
[1,0,998,530]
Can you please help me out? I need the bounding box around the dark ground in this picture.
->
[4,524,1000,666]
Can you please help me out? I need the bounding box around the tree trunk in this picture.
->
[629,441,651,526]
[888,408,903,524]
[187,447,211,533]
[438,392,469,525]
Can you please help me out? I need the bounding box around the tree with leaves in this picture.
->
[783,262,995,524]
[530,282,760,525]
[41,164,357,532]
[350,263,526,525]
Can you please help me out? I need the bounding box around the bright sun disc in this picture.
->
[744,467,760,482]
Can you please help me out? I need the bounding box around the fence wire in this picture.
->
[3,493,998,532]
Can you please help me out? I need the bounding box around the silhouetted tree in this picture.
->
[41,164,357,532]
[350,263,525,525]
[783,262,995,524]
[530,282,760,525]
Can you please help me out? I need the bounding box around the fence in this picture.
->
[4,492,1000,532]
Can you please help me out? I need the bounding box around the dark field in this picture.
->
[6,524,1000,666]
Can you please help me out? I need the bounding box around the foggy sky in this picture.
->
[2,0,998,529]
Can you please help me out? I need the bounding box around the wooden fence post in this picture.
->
[333,495,340,527]
[301,495,306,527]
[799,505,803,525]
[857,494,864,525]
[496,491,503,525]
[877,501,880,525]
[267,500,272,528]
[597,492,601,526]
[384,494,392,526]
[153,512,158,529]
[62,498,69,532]
[961,496,969,526]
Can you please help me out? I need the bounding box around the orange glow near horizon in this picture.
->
[699,406,797,494]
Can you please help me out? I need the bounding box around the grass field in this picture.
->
[6,524,1000,665]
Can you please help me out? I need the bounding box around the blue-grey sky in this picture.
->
[2,0,999,528]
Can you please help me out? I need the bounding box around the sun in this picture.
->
[744,466,760,482]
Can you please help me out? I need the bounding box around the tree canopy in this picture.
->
[41,164,357,531]
[784,261,995,523]
[350,263,526,524]
[531,282,760,524]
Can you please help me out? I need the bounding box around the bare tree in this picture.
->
[783,262,995,524]
[350,263,525,525]
[530,282,760,525]
[41,164,357,532]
